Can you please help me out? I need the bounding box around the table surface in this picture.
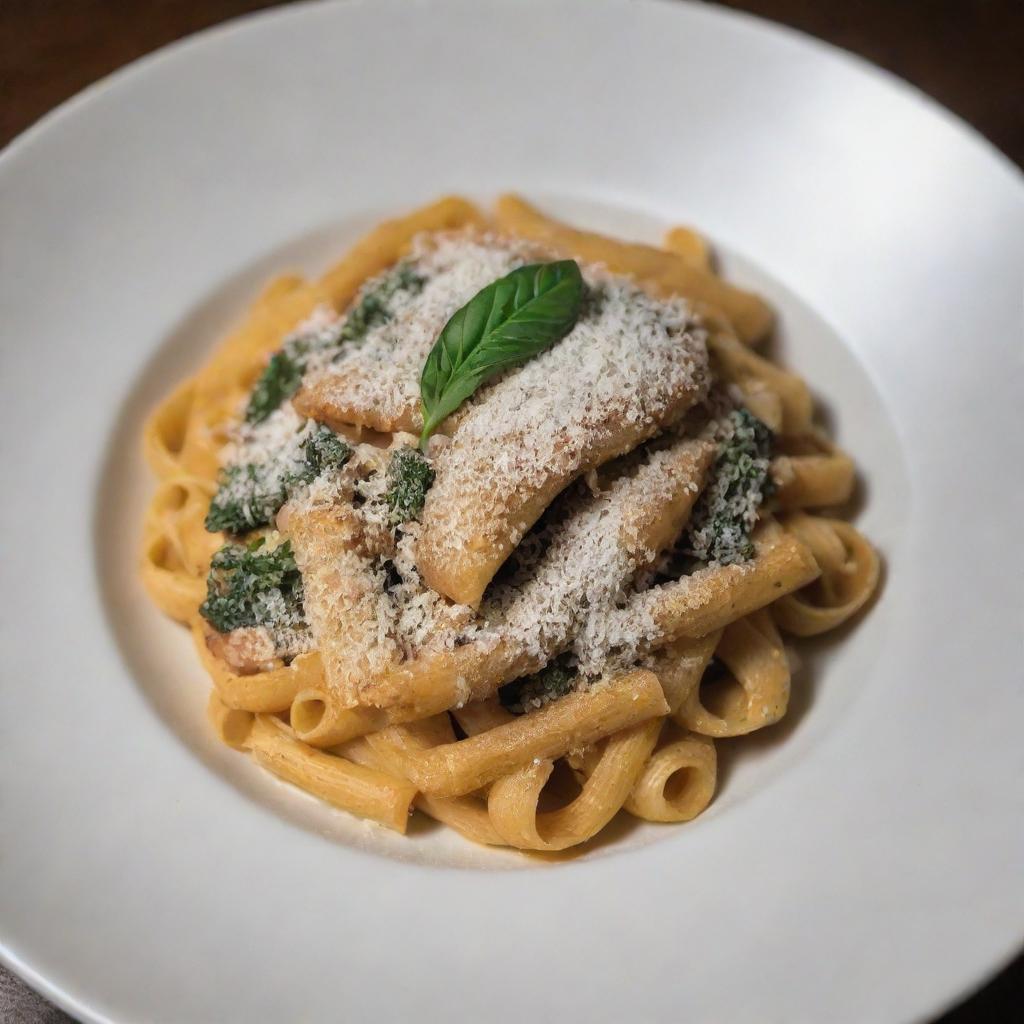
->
[0,1,1020,1022]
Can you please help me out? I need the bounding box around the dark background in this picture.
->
[0,1,1020,1021]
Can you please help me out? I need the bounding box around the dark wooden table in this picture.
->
[1,2,1020,1022]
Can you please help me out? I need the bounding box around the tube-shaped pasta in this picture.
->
[662,226,712,272]
[495,195,773,343]
[416,309,710,607]
[290,689,392,747]
[450,700,515,737]
[249,715,416,832]
[624,729,717,822]
[140,476,220,622]
[191,621,320,712]
[486,719,661,851]
[144,376,198,480]
[772,513,880,635]
[339,719,506,847]
[285,502,398,709]
[772,452,855,509]
[405,670,669,798]
[676,609,790,736]
[206,691,255,750]
[315,196,487,313]
[140,537,208,624]
[707,327,813,435]
[605,526,820,650]
[648,633,721,713]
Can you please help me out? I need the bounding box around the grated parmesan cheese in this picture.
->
[203,232,767,699]
[417,245,710,589]
[301,235,529,429]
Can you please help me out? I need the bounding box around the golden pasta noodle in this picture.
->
[315,196,487,311]
[144,376,199,480]
[486,719,661,852]
[249,715,417,832]
[706,325,813,435]
[773,513,880,635]
[772,452,856,509]
[405,670,668,799]
[137,195,879,850]
[191,621,321,713]
[206,690,255,751]
[495,194,773,343]
[676,609,790,736]
[662,225,712,272]
[648,633,721,713]
[609,524,820,649]
[624,727,717,823]
[339,718,506,847]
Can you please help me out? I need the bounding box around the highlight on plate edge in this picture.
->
[140,194,880,852]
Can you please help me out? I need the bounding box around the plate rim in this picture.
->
[1,2,1021,1022]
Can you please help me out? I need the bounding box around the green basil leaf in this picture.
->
[418,260,584,447]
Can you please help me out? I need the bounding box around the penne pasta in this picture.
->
[138,195,880,852]
[284,501,398,709]
[206,690,255,750]
[772,452,856,509]
[339,717,506,846]
[624,728,717,823]
[676,609,790,736]
[772,514,880,635]
[405,670,669,798]
[415,284,711,607]
[662,225,712,272]
[706,326,813,436]
[315,195,487,311]
[486,719,661,851]
[648,633,721,713]
[191,621,319,713]
[600,525,820,653]
[495,194,773,343]
[249,715,417,832]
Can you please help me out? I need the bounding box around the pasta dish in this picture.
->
[140,195,879,852]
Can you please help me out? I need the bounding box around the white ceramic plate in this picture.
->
[1,1,1021,1021]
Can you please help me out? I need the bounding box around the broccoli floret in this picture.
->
[206,425,352,535]
[245,263,425,424]
[205,464,289,534]
[300,424,352,481]
[686,407,774,565]
[338,262,425,345]
[384,446,434,525]
[199,539,304,635]
[499,661,577,715]
[246,344,309,425]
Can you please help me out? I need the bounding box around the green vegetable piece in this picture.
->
[301,425,353,481]
[384,446,435,525]
[205,464,289,534]
[338,262,425,345]
[245,262,425,424]
[199,539,303,635]
[418,260,584,448]
[499,661,577,715]
[206,426,352,535]
[686,407,774,565]
[245,345,307,425]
